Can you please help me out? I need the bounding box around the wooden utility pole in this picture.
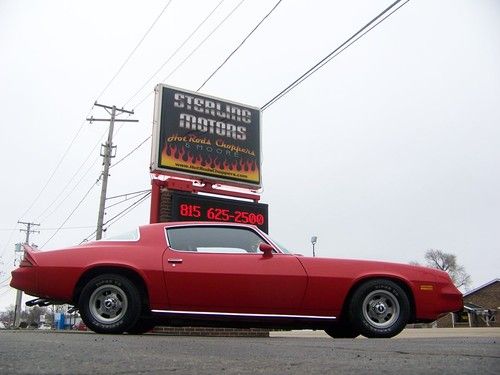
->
[87,103,138,240]
[13,221,40,327]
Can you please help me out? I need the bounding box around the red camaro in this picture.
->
[11,222,462,338]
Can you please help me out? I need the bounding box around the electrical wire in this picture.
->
[38,226,95,231]
[105,190,150,210]
[95,0,175,102]
[18,123,86,221]
[79,191,151,243]
[122,0,225,108]
[37,153,102,223]
[197,0,283,91]
[0,288,13,297]
[0,276,11,286]
[6,1,174,249]
[36,129,108,222]
[0,225,19,260]
[16,1,407,250]
[106,189,151,201]
[104,192,151,229]
[261,0,409,111]
[41,178,101,249]
[80,230,97,245]
[132,0,247,111]
[110,136,151,170]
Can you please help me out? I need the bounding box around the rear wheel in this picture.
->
[79,274,141,334]
[348,279,410,338]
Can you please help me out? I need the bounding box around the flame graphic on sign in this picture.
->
[161,144,259,183]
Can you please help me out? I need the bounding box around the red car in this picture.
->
[11,222,462,338]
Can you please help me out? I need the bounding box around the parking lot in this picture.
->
[0,328,498,374]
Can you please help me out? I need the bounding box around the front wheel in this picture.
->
[79,274,141,334]
[348,279,410,338]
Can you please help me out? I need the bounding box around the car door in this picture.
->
[163,225,307,315]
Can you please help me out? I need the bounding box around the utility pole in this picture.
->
[87,103,138,240]
[14,221,40,328]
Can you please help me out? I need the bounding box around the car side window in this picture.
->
[166,226,267,254]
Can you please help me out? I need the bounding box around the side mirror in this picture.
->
[259,243,274,257]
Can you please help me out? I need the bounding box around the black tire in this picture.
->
[79,274,141,334]
[347,279,410,338]
[126,318,156,335]
[325,324,360,339]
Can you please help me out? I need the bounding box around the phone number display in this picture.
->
[170,192,269,233]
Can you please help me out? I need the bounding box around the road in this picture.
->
[0,329,498,374]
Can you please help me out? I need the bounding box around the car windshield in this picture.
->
[272,240,292,254]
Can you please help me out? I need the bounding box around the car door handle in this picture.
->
[167,258,183,264]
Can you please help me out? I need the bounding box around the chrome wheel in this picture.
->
[79,274,142,334]
[362,289,400,329]
[88,284,128,325]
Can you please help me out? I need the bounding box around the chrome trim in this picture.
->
[167,258,183,263]
[151,309,336,320]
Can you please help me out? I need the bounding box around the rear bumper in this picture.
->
[10,267,38,297]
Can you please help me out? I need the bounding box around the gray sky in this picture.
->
[1,0,499,311]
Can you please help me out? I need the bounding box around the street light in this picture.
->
[311,236,318,257]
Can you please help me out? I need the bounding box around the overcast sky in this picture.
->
[1,0,499,311]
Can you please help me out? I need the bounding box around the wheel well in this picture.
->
[340,277,416,323]
[73,267,150,313]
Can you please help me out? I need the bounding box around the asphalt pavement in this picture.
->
[0,328,498,374]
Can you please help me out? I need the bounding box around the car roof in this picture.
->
[141,221,260,230]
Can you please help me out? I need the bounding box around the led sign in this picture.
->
[170,192,268,233]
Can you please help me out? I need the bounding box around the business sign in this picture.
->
[151,84,261,188]
[170,192,269,233]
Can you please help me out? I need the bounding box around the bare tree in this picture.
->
[0,304,15,327]
[414,249,472,290]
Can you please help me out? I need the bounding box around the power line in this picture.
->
[95,0,175,102]
[104,192,151,228]
[36,129,108,222]
[261,0,409,111]
[37,152,102,223]
[106,189,151,201]
[105,190,150,210]
[0,287,12,298]
[79,191,151,243]
[110,135,151,170]
[80,230,97,245]
[122,0,225,108]
[19,121,87,221]
[39,226,95,231]
[0,226,18,259]
[5,1,173,250]
[33,0,174,220]
[41,178,101,249]
[132,0,247,111]
[198,0,283,91]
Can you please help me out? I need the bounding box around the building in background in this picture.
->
[438,279,499,328]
